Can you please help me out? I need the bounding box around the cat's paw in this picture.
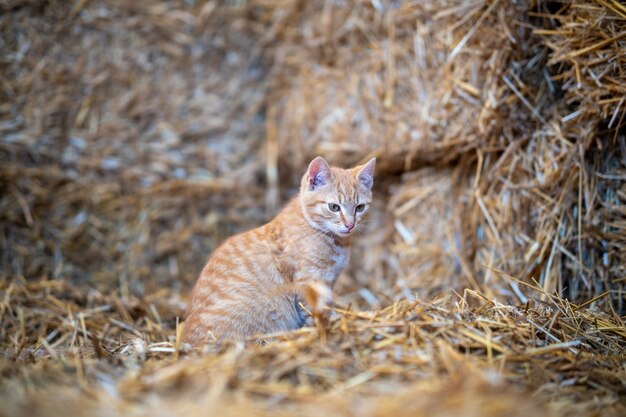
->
[302,281,333,315]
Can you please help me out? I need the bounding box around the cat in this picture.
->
[181,156,376,345]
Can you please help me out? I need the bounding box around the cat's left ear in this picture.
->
[355,157,376,190]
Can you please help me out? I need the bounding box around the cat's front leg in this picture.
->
[304,280,332,311]
[297,280,335,326]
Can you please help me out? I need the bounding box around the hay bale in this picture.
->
[258,0,541,307]
[341,167,476,308]
[534,1,626,311]
[1,1,269,294]
[267,0,527,173]
[259,0,626,311]
[541,1,626,127]
[388,167,476,296]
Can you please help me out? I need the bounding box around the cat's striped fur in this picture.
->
[182,156,376,345]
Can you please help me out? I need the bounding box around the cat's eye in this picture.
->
[355,204,365,212]
[328,203,341,212]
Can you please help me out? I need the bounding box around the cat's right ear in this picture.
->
[307,156,332,191]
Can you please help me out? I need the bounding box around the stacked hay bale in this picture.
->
[534,1,626,311]
[261,0,626,311]
[267,1,526,169]
[256,0,538,304]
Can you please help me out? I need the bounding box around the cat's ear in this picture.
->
[307,156,332,191]
[355,157,376,190]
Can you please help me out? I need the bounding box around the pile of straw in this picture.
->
[2,278,625,416]
[1,0,625,416]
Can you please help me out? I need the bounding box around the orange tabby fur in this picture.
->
[182,156,376,344]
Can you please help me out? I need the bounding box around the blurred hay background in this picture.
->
[1,0,625,416]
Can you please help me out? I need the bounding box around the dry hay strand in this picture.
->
[1,278,625,417]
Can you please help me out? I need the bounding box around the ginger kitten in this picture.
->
[182,156,376,344]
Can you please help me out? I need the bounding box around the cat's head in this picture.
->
[299,156,376,236]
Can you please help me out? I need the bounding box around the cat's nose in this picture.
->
[346,223,355,231]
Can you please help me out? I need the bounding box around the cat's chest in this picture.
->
[277,236,350,283]
[303,244,350,283]
[328,248,349,273]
